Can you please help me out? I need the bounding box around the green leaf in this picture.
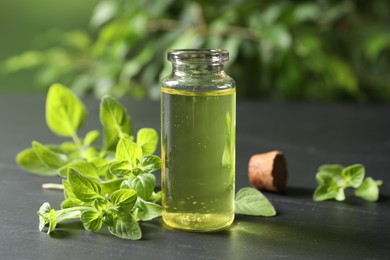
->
[100,178,124,196]
[313,174,343,201]
[109,161,132,176]
[102,212,114,226]
[151,191,162,204]
[67,168,102,202]
[61,198,83,209]
[136,128,158,155]
[37,202,51,231]
[32,141,68,169]
[235,187,276,217]
[62,179,83,204]
[116,138,142,162]
[127,173,156,200]
[355,177,382,202]
[90,0,118,28]
[56,210,83,223]
[108,213,142,240]
[317,164,343,180]
[110,189,137,209]
[83,130,100,146]
[59,161,99,180]
[81,210,103,232]
[90,157,112,176]
[136,200,162,221]
[46,83,86,137]
[139,155,162,173]
[48,209,57,234]
[341,164,365,188]
[16,148,58,176]
[100,96,132,150]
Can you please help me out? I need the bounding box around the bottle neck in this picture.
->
[171,62,226,77]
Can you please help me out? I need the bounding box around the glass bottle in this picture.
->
[161,49,236,231]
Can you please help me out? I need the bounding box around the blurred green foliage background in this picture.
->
[0,0,389,102]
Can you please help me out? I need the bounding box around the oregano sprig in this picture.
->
[313,164,383,202]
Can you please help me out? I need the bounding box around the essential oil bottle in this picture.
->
[161,49,236,231]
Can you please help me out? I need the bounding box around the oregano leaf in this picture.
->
[81,210,103,232]
[59,161,99,180]
[341,164,365,188]
[32,141,68,169]
[83,130,100,146]
[47,209,57,234]
[127,173,155,200]
[355,177,382,202]
[110,189,137,209]
[136,128,158,155]
[235,187,276,217]
[46,83,86,137]
[139,155,162,173]
[136,200,162,221]
[16,148,58,176]
[108,213,142,240]
[67,168,102,202]
[116,138,142,163]
[100,96,132,150]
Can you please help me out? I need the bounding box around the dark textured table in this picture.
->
[1,94,389,259]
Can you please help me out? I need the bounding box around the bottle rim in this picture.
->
[167,49,229,63]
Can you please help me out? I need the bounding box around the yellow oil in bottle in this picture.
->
[161,87,235,231]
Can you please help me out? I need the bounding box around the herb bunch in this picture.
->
[313,164,383,202]
[17,84,276,240]
[17,83,162,239]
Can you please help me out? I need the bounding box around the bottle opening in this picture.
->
[168,49,229,63]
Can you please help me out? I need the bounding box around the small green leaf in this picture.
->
[16,148,57,176]
[59,161,99,180]
[139,155,162,173]
[313,174,342,201]
[127,173,155,200]
[61,198,83,209]
[108,213,142,240]
[46,83,86,137]
[37,202,51,231]
[100,178,124,196]
[62,179,83,204]
[48,209,57,234]
[56,210,82,223]
[116,138,142,162]
[68,168,102,202]
[341,164,365,188]
[102,212,114,226]
[317,164,343,181]
[109,161,132,176]
[110,189,137,209]
[136,128,158,155]
[81,210,103,232]
[90,157,112,176]
[355,177,382,202]
[235,187,276,217]
[32,141,68,169]
[83,130,100,146]
[136,200,162,221]
[100,96,132,150]
[151,191,162,204]
[59,142,78,153]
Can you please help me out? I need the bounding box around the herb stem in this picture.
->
[42,183,64,190]
[58,206,92,214]
[72,133,83,149]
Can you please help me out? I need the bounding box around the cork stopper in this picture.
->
[248,151,288,192]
